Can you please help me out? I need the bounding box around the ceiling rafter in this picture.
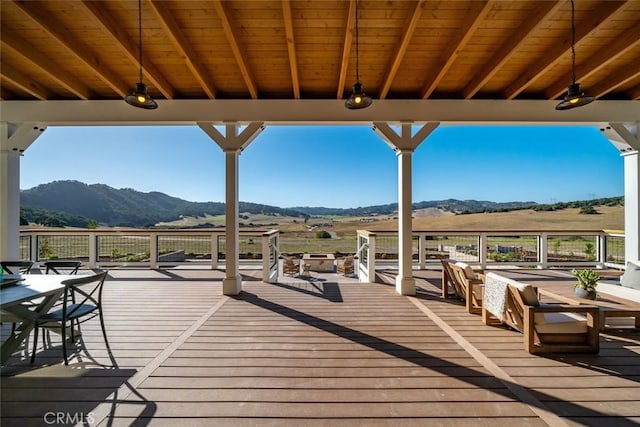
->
[589,68,640,99]
[505,1,627,100]
[281,0,300,99]
[0,29,92,100]
[0,63,51,100]
[421,0,494,99]
[337,0,356,99]
[212,0,259,99]
[379,0,425,100]
[463,0,562,99]
[12,0,129,98]
[628,84,640,101]
[80,0,175,100]
[546,23,640,99]
[148,0,215,99]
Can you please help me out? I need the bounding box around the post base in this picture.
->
[222,275,242,295]
[395,276,416,296]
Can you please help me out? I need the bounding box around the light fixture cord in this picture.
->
[355,0,360,83]
[570,0,576,84]
[138,0,143,83]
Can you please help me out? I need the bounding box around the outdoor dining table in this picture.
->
[0,274,77,365]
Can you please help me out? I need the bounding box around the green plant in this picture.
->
[571,269,600,291]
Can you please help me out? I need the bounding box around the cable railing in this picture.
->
[356,229,626,279]
[18,228,625,282]
[19,228,278,269]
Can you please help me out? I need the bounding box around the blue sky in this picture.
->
[20,125,623,208]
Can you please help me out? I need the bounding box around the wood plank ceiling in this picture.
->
[1,0,639,103]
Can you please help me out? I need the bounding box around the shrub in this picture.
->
[316,230,331,239]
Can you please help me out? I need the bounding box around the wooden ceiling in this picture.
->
[1,0,640,103]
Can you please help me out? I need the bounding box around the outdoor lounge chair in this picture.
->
[336,255,354,275]
[440,259,484,314]
[482,272,600,354]
[282,256,300,276]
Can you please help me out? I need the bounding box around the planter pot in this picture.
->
[574,287,597,300]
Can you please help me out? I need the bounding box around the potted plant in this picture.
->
[571,269,600,299]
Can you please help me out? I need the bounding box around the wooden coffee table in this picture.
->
[537,286,640,330]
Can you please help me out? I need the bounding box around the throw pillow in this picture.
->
[620,260,640,290]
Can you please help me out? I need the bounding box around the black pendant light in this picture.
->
[555,0,594,110]
[345,0,372,110]
[125,0,158,109]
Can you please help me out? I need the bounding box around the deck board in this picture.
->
[2,267,639,426]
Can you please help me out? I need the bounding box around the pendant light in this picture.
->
[345,0,372,109]
[555,0,594,110]
[125,0,158,109]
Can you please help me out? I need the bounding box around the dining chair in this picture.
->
[1,260,34,274]
[44,260,82,275]
[31,271,110,365]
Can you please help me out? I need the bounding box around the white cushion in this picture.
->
[620,260,640,290]
[455,262,478,280]
[509,281,540,306]
[535,312,588,334]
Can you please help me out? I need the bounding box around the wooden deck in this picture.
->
[2,267,639,426]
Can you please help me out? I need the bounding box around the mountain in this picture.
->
[20,180,624,228]
[20,180,307,227]
[291,199,539,216]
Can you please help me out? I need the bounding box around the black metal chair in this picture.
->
[1,260,34,274]
[31,271,110,365]
[44,260,82,275]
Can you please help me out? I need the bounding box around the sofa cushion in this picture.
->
[510,281,540,306]
[535,312,588,334]
[620,260,640,290]
[455,262,478,280]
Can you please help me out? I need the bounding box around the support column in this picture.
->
[397,148,414,295]
[198,122,264,295]
[623,151,640,262]
[0,122,46,261]
[373,121,439,295]
[601,122,640,263]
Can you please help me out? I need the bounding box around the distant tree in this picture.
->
[86,219,98,229]
[316,230,331,239]
[579,205,598,215]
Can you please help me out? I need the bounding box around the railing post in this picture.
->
[368,233,377,282]
[149,233,158,269]
[479,233,487,269]
[88,233,97,268]
[539,233,548,269]
[597,233,606,268]
[30,233,39,263]
[211,233,219,269]
[418,233,426,270]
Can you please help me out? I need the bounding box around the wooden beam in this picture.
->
[421,1,494,99]
[628,84,640,101]
[462,1,562,99]
[0,29,92,100]
[588,68,640,99]
[148,0,215,99]
[0,63,51,100]
[337,0,355,99]
[546,23,640,100]
[281,0,300,99]
[379,1,425,100]
[505,1,627,100]
[12,0,129,98]
[81,0,175,100]
[212,0,259,99]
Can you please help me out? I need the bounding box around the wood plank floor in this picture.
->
[2,267,639,426]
